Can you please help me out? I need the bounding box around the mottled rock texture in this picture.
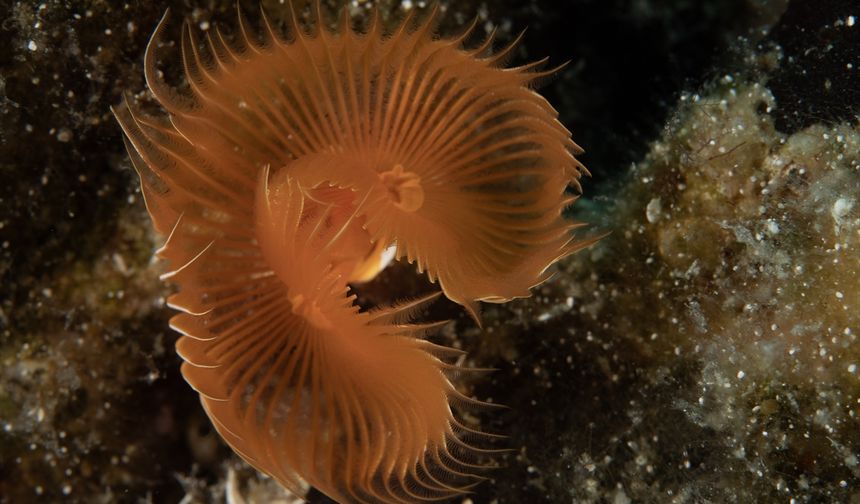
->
[483,80,859,503]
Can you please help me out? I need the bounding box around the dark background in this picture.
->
[1,0,857,502]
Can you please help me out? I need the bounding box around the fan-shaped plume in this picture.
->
[167,168,494,502]
[114,1,591,502]
[120,1,589,319]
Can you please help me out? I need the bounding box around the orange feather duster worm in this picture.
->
[114,2,589,502]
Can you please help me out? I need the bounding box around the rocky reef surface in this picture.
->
[477,78,860,504]
[2,0,857,503]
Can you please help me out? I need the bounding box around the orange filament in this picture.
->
[113,2,593,502]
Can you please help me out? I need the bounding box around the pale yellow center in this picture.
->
[379,164,424,213]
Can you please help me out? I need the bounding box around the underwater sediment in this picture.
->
[489,79,860,503]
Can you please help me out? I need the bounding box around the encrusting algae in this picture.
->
[113,2,591,502]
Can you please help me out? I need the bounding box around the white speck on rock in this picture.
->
[766,219,780,234]
[613,488,631,504]
[56,128,73,143]
[831,197,853,229]
[645,197,662,223]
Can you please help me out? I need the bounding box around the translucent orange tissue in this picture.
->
[113,2,591,502]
